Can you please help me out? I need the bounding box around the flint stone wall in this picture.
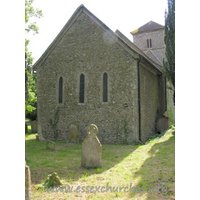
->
[37,12,139,144]
[36,11,166,143]
[140,64,161,141]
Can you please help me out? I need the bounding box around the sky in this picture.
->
[26,0,168,65]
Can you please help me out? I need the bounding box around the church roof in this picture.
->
[143,50,162,65]
[33,5,162,75]
[131,21,164,35]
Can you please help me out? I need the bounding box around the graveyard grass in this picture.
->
[25,130,175,200]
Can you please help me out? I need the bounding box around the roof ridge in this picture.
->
[33,5,162,75]
[33,5,136,69]
[145,49,162,65]
[131,21,164,35]
[33,4,89,69]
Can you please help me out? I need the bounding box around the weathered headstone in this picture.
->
[156,117,169,133]
[36,134,39,141]
[81,124,102,168]
[69,123,80,143]
[31,120,37,133]
[46,141,55,151]
[25,164,31,200]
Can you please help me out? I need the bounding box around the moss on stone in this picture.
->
[43,172,62,188]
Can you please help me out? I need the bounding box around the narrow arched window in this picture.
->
[58,77,63,104]
[79,74,85,103]
[103,72,108,102]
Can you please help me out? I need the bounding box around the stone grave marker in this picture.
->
[31,120,37,133]
[156,117,169,133]
[81,124,102,168]
[69,123,80,143]
[36,134,39,141]
[25,164,31,200]
[46,141,55,151]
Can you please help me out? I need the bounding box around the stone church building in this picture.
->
[33,5,168,143]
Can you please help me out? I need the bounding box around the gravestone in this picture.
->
[156,117,169,133]
[36,134,39,141]
[31,120,37,133]
[25,164,31,200]
[46,141,55,151]
[81,124,102,168]
[69,123,80,143]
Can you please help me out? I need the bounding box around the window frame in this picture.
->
[147,38,152,48]
[79,73,85,104]
[103,72,108,103]
[58,77,63,104]
[100,71,110,104]
[56,76,64,106]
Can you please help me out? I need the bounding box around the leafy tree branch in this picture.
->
[163,0,175,104]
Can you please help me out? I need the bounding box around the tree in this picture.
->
[25,0,42,120]
[25,0,43,34]
[163,0,175,104]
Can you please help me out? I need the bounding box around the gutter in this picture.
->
[137,55,142,142]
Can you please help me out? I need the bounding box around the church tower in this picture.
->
[131,21,166,66]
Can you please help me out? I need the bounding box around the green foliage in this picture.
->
[49,107,60,140]
[163,0,175,103]
[25,0,42,120]
[25,0,43,34]
[95,167,105,173]
[170,124,175,131]
[25,39,33,67]
[169,107,175,126]
[25,65,37,120]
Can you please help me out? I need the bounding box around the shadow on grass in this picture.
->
[25,135,140,185]
[25,132,175,200]
[128,133,175,199]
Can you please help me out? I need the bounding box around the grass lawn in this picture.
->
[25,131,175,200]
[25,118,31,122]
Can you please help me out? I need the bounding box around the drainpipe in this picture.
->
[164,76,167,112]
[137,55,142,142]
